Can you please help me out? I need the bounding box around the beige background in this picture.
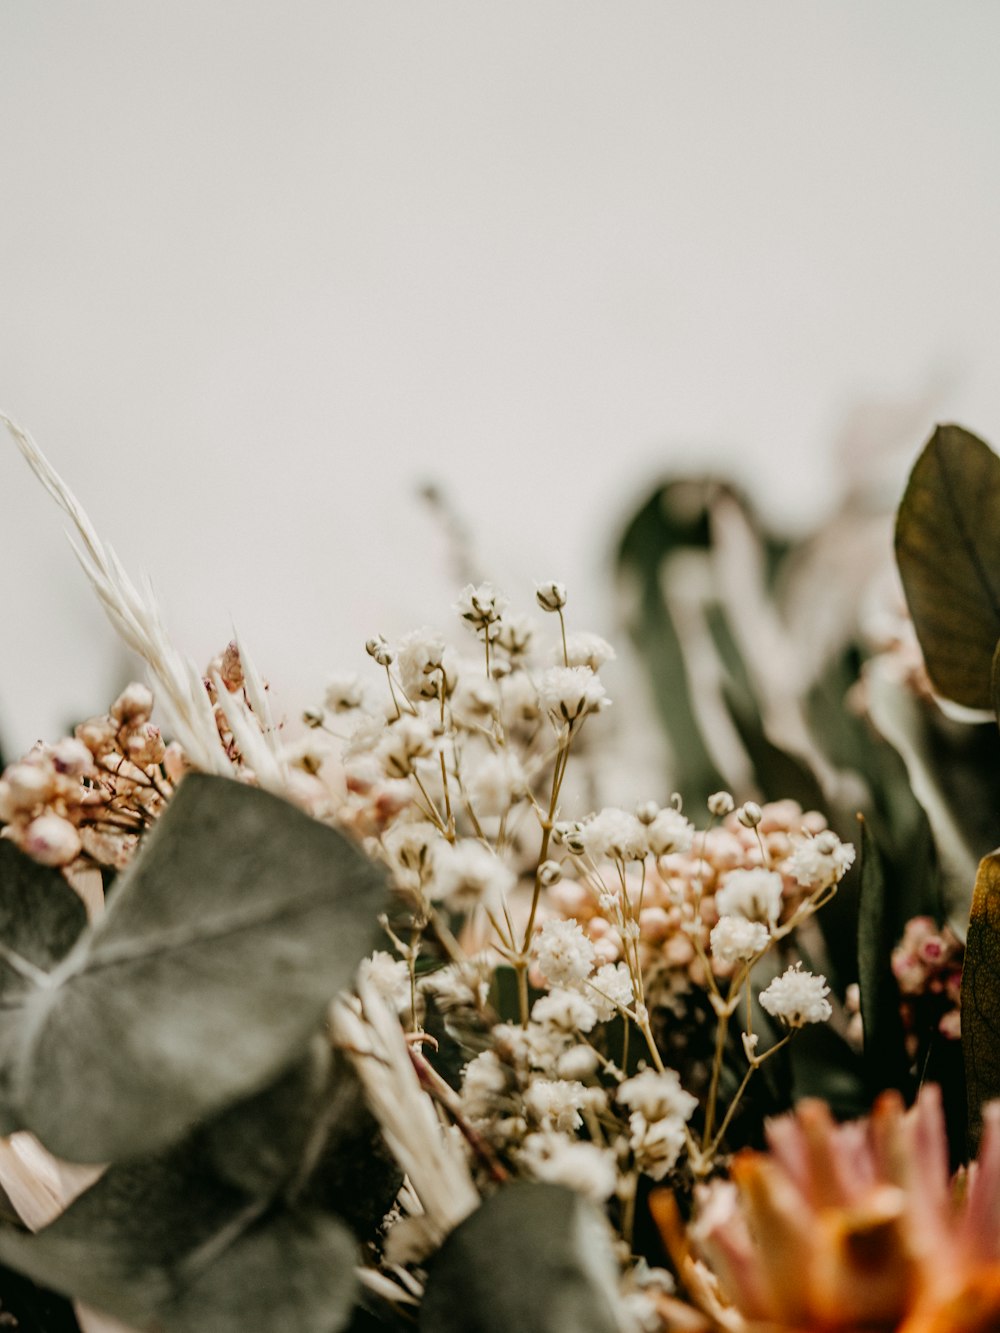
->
[2,3,999,755]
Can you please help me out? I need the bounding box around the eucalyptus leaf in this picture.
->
[961,851,1000,1152]
[0,773,386,1161]
[0,841,89,1135]
[856,817,910,1095]
[420,1183,622,1333]
[0,1046,360,1332]
[895,423,1000,709]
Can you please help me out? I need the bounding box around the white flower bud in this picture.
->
[535,581,567,613]
[110,682,154,724]
[737,801,763,828]
[707,791,735,817]
[1,763,56,810]
[635,801,660,825]
[366,636,394,667]
[22,814,82,867]
[538,860,563,887]
[50,738,94,777]
[302,707,325,730]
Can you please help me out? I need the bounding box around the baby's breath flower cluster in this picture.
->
[295,579,855,1239]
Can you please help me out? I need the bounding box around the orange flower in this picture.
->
[653,1085,1000,1332]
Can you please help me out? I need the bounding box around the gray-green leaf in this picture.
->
[419,1183,623,1333]
[0,773,385,1161]
[962,851,1000,1152]
[0,1045,358,1332]
[895,423,1000,709]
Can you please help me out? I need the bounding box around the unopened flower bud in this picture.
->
[366,636,394,667]
[1,762,56,810]
[535,580,567,613]
[302,707,325,730]
[50,738,95,777]
[111,682,154,725]
[22,814,82,867]
[219,641,244,692]
[538,860,562,887]
[737,801,763,829]
[76,717,118,759]
[635,801,660,825]
[163,742,190,784]
[126,724,166,768]
[813,830,840,855]
[708,791,735,817]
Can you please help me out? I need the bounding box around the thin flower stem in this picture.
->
[557,608,569,667]
[705,1032,794,1163]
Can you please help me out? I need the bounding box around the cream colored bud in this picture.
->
[126,724,166,768]
[708,791,735,817]
[302,707,325,730]
[111,682,154,724]
[220,641,244,692]
[50,738,95,777]
[2,762,56,810]
[635,801,660,825]
[538,860,563,887]
[163,742,189,784]
[22,814,82,867]
[75,717,118,758]
[737,801,763,829]
[535,580,567,613]
[366,636,394,667]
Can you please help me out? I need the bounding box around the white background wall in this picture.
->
[2,4,999,755]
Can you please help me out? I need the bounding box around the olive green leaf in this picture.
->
[0,841,88,1135]
[962,851,1000,1152]
[895,423,1000,709]
[0,1044,359,1333]
[0,773,386,1161]
[856,816,909,1094]
[420,1183,622,1333]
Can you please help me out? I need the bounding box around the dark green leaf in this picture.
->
[856,817,910,1095]
[420,1183,621,1333]
[0,841,88,1135]
[895,423,1000,709]
[0,773,386,1161]
[962,851,1000,1152]
[992,637,1000,732]
[0,1045,359,1332]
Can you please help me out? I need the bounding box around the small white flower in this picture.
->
[709,915,771,965]
[493,1022,568,1072]
[523,1078,588,1132]
[787,830,856,891]
[737,801,763,828]
[646,807,695,857]
[450,673,501,729]
[467,750,527,816]
[556,1045,601,1081]
[519,1133,617,1203]
[495,612,536,661]
[531,988,599,1034]
[428,839,516,912]
[460,1051,515,1120]
[419,959,491,1012]
[383,820,443,875]
[533,919,597,988]
[587,961,634,1021]
[535,581,567,613]
[628,1112,688,1180]
[323,672,365,713]
[708,791,735,817]
[617,1068,698,1125]
[759,962,832,1027]
[357,951,411,1014]
[455,583,508,637]
[396,629,448,701]
[715,867,784,925]
[537,666,608,723]
[563,632,616,672]
[365,634,394,667]
[578,807,648,862]
[376,714,438,779]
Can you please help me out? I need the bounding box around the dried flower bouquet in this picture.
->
[0,416,999,1333]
